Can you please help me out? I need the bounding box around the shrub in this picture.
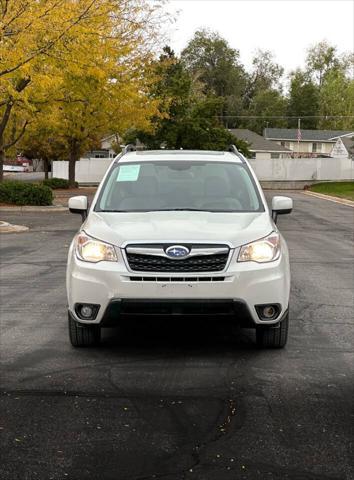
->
[0,181,53,206]
[42,177,78,189]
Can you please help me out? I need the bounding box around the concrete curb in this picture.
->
[0,205,67,212]
[304,191,354,207]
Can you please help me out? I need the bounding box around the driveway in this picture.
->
[0,192,353,480]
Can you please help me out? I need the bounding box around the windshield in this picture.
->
[95,160,264,213]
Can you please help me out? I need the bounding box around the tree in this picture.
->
[53,66,161,187]
[150,47,192,124]
[0,0,120,180]
[318,70,354,130]
[5,0,166,186]
[306,41,341,86]
[243,50,284,108]
[126,94,250,155]
[246,89,287,134]
[287,70,319,129]
[19,106,66,179]
[181,29,246,125]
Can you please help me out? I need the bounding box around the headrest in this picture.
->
[204,176,230,196]
[132,176,158,196]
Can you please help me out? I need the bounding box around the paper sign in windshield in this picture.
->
[117,164,140,182]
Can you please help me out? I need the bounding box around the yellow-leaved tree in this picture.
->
[1,0,166,182]
[38,0,164,186]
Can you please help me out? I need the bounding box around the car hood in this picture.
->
[83,211,273,248]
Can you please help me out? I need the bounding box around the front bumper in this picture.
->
[67,245,290,327]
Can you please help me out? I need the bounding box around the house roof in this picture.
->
[101,133,121,143]
[264,128,354,142]
[229,129,291,152]
[341,136,354,155]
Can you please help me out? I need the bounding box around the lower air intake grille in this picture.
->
[129,276,226,282]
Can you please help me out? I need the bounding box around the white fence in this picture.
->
[53,158,112,184]
[248,157,354,181]
[53,156,354,185]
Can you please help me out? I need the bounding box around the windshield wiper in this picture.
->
[99,208,213,213]
[99,209,129,212]
[150,208,212,212]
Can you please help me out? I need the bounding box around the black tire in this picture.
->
[68,312,101,347]
[256,312,289,349]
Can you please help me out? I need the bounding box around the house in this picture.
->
[331,136,354,159]
[83,134,121,159]
[264,128,354,158]
[229,129,292,160]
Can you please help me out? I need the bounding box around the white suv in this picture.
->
[67,146,292,348]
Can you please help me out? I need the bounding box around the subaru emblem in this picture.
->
[165,245,190,259]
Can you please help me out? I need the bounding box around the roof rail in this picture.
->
[227,144,246,163]
[122,144,136,154]
[114,144,135,162]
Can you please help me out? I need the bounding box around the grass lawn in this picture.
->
[309,182,354,201]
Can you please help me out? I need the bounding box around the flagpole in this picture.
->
[297,118,301,158]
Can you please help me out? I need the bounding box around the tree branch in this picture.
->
[0,100,13,138]
[4,120,29,149]
[0,0,97,78]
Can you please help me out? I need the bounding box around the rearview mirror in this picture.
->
[271,196,293,223]
[68,196,88,222]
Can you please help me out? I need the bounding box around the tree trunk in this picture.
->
[44,158,49,180]
[0,146,4,182]
[68,143,80,188]
[68,156,76,188]
[0,103,13,182]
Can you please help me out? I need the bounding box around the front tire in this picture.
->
[256,312,289,349]
[68,312,101,347]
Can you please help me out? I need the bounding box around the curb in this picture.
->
[304,191,354,207]
[0,205,68,212]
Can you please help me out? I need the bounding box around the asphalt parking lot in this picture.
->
[1,192,353,480]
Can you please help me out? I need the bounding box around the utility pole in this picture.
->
[297,118,301,158]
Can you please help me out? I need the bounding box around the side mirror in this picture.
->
[68,196,88,222]
[271,196,293,223]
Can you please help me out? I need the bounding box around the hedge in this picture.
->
[0,181,53,206]
[42,177,78,189]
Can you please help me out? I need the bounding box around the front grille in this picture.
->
[126,252,229,272]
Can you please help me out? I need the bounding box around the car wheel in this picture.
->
[256,312,289,349]
[68,311,101,347]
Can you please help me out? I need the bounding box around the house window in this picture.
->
[281,141,290,148]
[271,153,280,159]
[312,143,321,153]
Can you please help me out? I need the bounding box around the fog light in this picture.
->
[81,305,94,318]
[74,303,100,320]
[263,306,276,318]
[255,304,280,321]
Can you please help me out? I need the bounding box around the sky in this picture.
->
[162,0,354,77]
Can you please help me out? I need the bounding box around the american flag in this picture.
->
[297,126,302,141]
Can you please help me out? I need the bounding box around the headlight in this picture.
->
[238,232,280,263]
[75,232,117,263]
